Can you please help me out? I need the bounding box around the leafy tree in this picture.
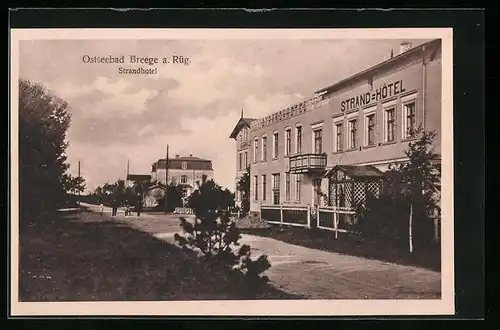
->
[19,79,73,224]
[356,127,441,251]
[175,180,270,286]
[162,183,186,211]
[388,127,441,251]
[188,180,235,214]
[62,173,86,195]
[236,166,250,215]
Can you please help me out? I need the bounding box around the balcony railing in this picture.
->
[289,153,327,174]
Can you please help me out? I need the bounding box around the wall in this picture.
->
[153,168,214,188]
[248,44,442,213]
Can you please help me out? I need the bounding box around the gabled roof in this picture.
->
[327,165,383,178]
[229,117,255,139]
[127,174,151,181]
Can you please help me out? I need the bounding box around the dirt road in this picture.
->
[83,203,441,299]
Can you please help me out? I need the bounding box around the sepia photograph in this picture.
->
[10,28,454,316]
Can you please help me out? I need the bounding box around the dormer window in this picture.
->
[182,161,187,170]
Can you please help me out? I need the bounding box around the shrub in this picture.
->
[354,127,441,251]
[175,180,270,285]
[236,166,250,216]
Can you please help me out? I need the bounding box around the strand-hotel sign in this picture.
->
[340,79,407,112]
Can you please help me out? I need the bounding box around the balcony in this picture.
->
[289,153,327,174]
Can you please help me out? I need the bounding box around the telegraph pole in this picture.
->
[164,144,169,213]
[77,160,81,206]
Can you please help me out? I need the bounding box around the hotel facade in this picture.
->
[231,39,442,227]
[151,154,214,197]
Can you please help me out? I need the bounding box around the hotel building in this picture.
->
[230,116,254,207]
[230,39,442,223]
[151,154,214,197]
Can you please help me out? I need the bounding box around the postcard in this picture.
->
[10,27,454,316]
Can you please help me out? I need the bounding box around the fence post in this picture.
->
[307,204,311,229]
[280,203,283,223]
[334,211,338,239]
[316,205,320,229]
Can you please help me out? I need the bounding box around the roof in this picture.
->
[229,117,256,139]
[316,39,441,95]
[153,156,213,171]
[146,184,166,191]
[327,165,383,178]
[126,174,151,181]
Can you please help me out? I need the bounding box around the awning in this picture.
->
[324,165,384,179]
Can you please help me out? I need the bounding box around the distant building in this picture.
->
[150,154,214,197]
[126,174,151,183]
[143,183,167,208]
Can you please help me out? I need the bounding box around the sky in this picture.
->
[19,37,429,193]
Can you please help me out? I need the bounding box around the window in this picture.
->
[273,132,279,158]
[181,162,187,170]
[365,113,376,146]
[334,122,343,152]
[313,129,323,154]
[261,136,267,161]
[244,151,248,169]
[285,172,291,201]
[348,119,358,149]
[254,175,259,200]
[243,128,247,141]
[238,153,242,170]
[295,174,301,201]
[181,175,187,184]
[403,101,416,139]
[296,126,302,153]
[253,138,259,163]
[262,175,267,201]
[285,129,291,156]
[272,173,280,205]
[384,108,396,142]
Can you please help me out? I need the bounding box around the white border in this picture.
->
[10,28,454,316]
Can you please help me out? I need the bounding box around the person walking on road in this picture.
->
[136,195,142,217]
[111,198,118,216]
[99,203,104,216]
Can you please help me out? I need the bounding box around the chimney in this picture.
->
[399,42,412,55]
[175,154,180,158]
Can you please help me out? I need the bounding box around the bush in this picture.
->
[354,128,441,251]
[236,167,250,216]
[354,194,410,246]
[175,180,270,286]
